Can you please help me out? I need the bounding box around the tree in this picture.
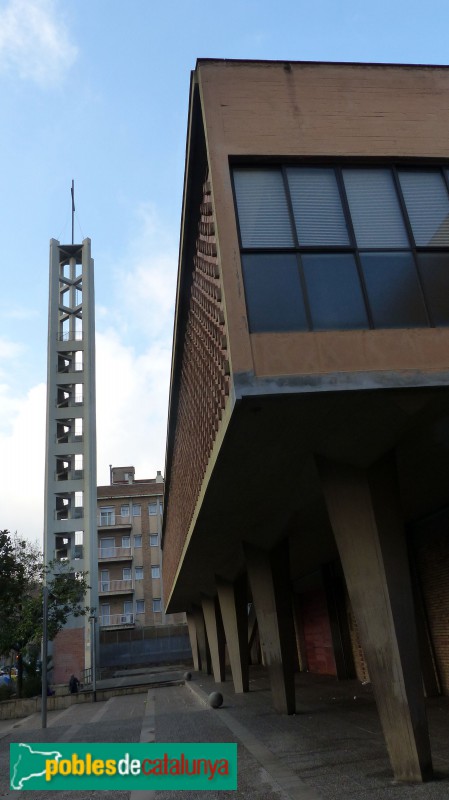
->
[0,530,92,697]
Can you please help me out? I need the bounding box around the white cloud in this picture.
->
[0,205,178,544]
[0,382,46,546]
[0,0,77,87]
[0,335,23,361]
[96,330,171,487]
[96,203,178,484]
[114,203,178,342]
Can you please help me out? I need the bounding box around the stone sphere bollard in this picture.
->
[183,671,192,681]
[208,691,223,708]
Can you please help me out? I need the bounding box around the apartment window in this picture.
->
[100,538,114,558]
[152,598,162,613]
[100,569,109,592]
[122,535,131,549]
[121,504,129,517]
[151,565,160,579]
[148,501,158,515]
[99,506,115,526]
[233,165,449,332]
[123,600,133,622]
[134,534,142,548]
[135,566,143,580]
[150,534,159,547]
[136,599,145,614]
[123,567,132,581]
[132,504,141,516]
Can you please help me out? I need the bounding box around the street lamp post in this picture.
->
[89,615,97,702]
[41,586,49,729]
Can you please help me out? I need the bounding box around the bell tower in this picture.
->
[43,237,98,683]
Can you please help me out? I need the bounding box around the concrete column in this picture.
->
[248,604,261,665]
[244,541,296,714]
[201,595,226,683]
[216,574,249,693]
[292,593,308,672]
[186,611,201,671]
[192,604,211,675]
[318,456,432,782]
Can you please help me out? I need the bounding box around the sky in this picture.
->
[1,0,449,546]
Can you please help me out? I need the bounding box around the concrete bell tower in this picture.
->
[43,238,98,684]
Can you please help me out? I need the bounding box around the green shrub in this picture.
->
[0,683,14,701]
[22,676,42,698]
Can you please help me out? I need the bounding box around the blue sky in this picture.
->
[1,0,449,544]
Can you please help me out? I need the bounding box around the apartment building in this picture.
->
[163,59,449,783]
[97,466,187,666]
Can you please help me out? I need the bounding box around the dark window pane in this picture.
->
[343,168,409,248]
[361,253,428,328]
[303,254,368,330]
[242,253,308,332]
[399,170,449,246]
[286,167,350,245]
[233,169,294,247]
[417,253,449,325]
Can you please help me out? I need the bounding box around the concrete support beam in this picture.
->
[318,456,432,782]
[292,593,308,672]
[186,611,201,671]
[201,595,226,683]
[216,574,249,693]
[192,605,211,675]
[244,541,296,714]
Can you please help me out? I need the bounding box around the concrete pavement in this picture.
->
[0,666,448,799]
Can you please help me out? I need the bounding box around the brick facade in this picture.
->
[52,626,85,685]
[413,528,449,695]
[163,172,230,601]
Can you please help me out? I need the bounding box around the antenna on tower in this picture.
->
[71,180,75,245]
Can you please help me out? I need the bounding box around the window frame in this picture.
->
[231,161,449,332]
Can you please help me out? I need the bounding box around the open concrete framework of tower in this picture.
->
[43,238,98,680]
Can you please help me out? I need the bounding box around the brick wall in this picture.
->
[52,626,85,685]
[299,589,337,676]
[163,171,230,601]
[413,529,449,695]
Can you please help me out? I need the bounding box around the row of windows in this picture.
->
[233,165,449,332]
[100,598,162,617]
[101,565,160,581]
[99,501,163,522]
[99,534,159,551]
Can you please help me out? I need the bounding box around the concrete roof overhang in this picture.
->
[166,383,449,613]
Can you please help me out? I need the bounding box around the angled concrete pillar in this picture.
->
[201,595,226,683]
[292,593,308,672]
[216,574,249,693]
[186,611,201,671]
[192,604,211,675]
[318,456,432,782]
[248,603,261,665]
[244,541,296,714]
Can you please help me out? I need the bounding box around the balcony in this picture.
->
[55,469,84,481]
[100,613,134,628]
[98,546,133,561]
[99,579,134,595]
[97,514,132,528]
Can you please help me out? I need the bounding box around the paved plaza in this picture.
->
[1,667,448,799]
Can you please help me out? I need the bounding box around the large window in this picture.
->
[233,165,449,332]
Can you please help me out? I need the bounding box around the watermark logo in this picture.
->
[10,742,237,790]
